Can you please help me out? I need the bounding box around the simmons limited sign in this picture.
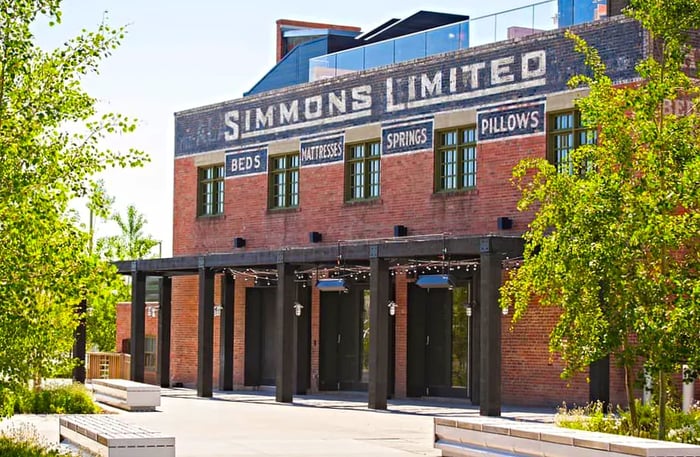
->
[175,19,642,156]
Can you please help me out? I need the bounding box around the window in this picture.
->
[269,153,299,209]
[144,336,156,370]
[548,110,597,174]
[198,164,224,216]
[435,127,477,192]
[346,141,380,201]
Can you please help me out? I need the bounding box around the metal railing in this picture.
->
[309,0,560,81]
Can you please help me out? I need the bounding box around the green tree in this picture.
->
[500,0,700,439]
[0,0,146,402]
[87,204,157,352]
[97,204,159,260]
[85,272,128,352]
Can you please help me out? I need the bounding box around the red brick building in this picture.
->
[115,2,693,412]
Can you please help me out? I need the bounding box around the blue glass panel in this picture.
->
[426,24,460,55]
[395,33,426,63]
[558,0,574,27]
[558,0,600,27]
[459,22,470,49]
[364,40,394,69]
[534,1,559,31]
[336,47,364,73]
[309,53,337,81]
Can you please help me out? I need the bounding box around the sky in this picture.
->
[33,0,548,257]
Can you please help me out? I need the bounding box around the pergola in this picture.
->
[114,234,524,416]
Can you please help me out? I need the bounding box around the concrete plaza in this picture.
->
[1,388,554,456]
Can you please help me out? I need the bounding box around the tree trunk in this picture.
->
[658,371,667,440]
[33,372,42,392]
[625,363,639,434]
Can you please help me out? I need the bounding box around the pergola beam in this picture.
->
[115,236,522,275]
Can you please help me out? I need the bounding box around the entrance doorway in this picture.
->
[244,285,312,392]
[319,288,368,391]
[244,287,276,386]
[407,280,473,398]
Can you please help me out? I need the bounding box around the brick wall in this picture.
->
[502,303,594,408]
[174,135,544,256]
[122,14,687,407]
[170,276,198,385]
[115,301,159,385]
[167,129,594,405]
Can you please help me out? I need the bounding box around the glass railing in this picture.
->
[309,0,559,81]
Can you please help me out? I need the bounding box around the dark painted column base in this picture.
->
[72,300,87,383]
[157,277,172,388]
[130,269,146,382]
[197,266,215,397]
[479,238,504,417]
[219,273,235,391]
[369,254,390,410]
[589,356,610,410]
[276,262,295,403]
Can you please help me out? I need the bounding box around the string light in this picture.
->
[223,258,483,286]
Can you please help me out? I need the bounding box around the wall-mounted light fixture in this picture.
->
[146,304,159,318]
[387,301,397,316]
[416,274,455,290]
[309,231,323,243]
[497,217,513,230]
[393,225,408,237]
[233,237,246,248]
[502,306,509,316]
[293,302,304,317]
[316,278,348,292]
[214,304,223,317]
[465,302,473,317]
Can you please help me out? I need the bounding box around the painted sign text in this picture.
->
[300,136,344,166]
[225,149,268,178]
[382,120,433,155]
[477,102,544,141]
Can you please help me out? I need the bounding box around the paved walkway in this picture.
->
[0,388,555,456]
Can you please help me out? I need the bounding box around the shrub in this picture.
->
[15,383,100,415]
[0,436,66,457]
[557,400,700,444]
[0,387,18,418]
[555,401,622,435]
[0,423,78,456]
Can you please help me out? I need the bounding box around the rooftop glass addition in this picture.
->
[309,0,605,81]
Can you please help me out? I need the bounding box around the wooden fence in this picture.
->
[86,352,130,380]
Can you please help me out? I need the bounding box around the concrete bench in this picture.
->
[92,379,160,412]
[434,416,700,457]
[60,414,175,457]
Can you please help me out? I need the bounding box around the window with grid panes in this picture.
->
[346,141,380,201]
[269,153,299,209]
[198,164,224,216]
[435,127,477,192]
[548,110,597,174]
[144,336,156,370]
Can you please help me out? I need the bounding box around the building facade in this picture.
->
[116,2,698,410]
